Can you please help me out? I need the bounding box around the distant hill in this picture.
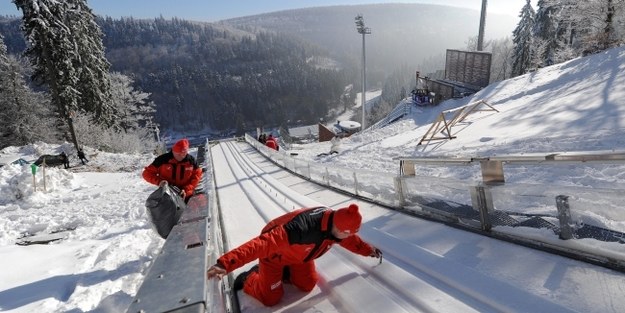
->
[222,3,517,84]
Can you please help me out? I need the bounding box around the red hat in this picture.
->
[172,139,189,154]
[334,204,362,234]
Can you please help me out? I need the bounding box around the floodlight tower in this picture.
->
[477,0,487,51]
[355,14,371,130]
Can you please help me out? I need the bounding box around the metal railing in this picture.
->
[245,133,625,272]
[126,140,230,313]
[400,151,625,184]
[370,99,413,130]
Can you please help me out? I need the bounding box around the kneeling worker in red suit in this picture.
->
[206,204,382,306]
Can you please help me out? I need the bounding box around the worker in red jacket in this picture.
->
[206,204,382,306]
[265,134,279,151]
[142,138,202,201]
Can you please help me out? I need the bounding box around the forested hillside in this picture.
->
[1,16,352,133]
[100,17,357,132]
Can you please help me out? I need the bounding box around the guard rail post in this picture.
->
[470,185,494,231]
[556,195,575,240]
[325,167,330,186]
[394,177,406,207]
[292,157,297,173]
[307,163,311,180]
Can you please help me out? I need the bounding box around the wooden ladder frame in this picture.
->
[417,99,498,145]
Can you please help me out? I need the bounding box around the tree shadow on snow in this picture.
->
[0,259,142,311]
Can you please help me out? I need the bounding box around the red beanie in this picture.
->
[172,139,189,154]
[334,204,362,234]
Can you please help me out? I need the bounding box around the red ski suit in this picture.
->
[142,152,202,198]
[265,137,278,150]
[217,207,375,306]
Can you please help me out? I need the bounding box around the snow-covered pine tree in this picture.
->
[0,34,12,139]
[64,0,115,127]
[14,0,82,149]
[0,33,58,147]
[0,34,8,68]
[545,0,579,63]
[512,0,536,76]
[13,0,115,150]
[533,0,561,66]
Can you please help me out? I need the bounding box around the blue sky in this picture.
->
[1,0,534,22]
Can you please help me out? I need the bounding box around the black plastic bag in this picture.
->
[145,185,186,238]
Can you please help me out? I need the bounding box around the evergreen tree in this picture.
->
[0,34,8,68]
[14,0,81,149]
[533,0,560,66]
[65,0,115,126]
[0,34,58,147]
[547,0,580,63]
[512,0,536,76]
[13,0,113,150]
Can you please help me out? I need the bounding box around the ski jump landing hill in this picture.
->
[127,136,625,313]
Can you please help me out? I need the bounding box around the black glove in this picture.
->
[371,247,383,264]
[370,247,383,258]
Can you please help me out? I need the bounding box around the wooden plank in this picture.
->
[16,228,75,246]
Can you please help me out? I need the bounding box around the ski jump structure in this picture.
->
[126,136,625,312]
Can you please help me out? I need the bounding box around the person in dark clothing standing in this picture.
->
[60,151,70,169]
[205,204,382,306]
[77,148,88,165]
[142,138,203,201]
